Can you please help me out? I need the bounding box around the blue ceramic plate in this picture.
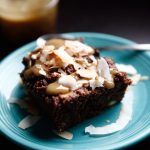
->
[0,33,150,150]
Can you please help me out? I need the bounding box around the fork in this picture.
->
[37,34,150,51]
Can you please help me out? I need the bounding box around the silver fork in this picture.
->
[37,34,150,51]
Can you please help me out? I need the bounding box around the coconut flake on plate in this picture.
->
[7,97,39,115]
[18,115,41,129]
[7,97,28,109]
[53,130,73,140]
[85,91,133,135]
[116,64,137,75]
[106,120,111,123]
[129,74,149,85]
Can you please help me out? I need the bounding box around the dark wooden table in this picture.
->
[0,0,149,149]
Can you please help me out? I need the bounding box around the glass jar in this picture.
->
[0,0,59,45]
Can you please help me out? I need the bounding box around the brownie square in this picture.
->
[20,39,131,132]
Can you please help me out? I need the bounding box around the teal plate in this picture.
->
[0,32,150,150]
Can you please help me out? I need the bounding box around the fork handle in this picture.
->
[98,44,150,51]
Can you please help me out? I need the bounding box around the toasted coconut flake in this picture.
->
[36,38,46,48]
[129,74,141,85]
[58,75,77,90]
[31,52,40,60]
[53,130,73,140]
[97,58,113,81]
[76,69,97,79]
[89,77,104,90]
[18,115,41,129]
[54,47,77,67]
[116,64,137,75]
[65,40,94,56]
[42,45,54,56]
[77,79,89,88]
[89,55,97,65]
[35,64,47,76]
[85,92,133,135]
[140,76,149,80]
[39,69,47,76]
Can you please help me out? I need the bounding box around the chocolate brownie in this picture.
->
[20,39,131,132]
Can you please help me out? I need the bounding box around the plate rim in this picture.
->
[0,32,150,150]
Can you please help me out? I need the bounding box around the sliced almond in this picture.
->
[46,82,69,95]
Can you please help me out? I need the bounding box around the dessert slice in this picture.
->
[20,39,131,132]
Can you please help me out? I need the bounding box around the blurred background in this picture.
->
[0,0,149,149]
